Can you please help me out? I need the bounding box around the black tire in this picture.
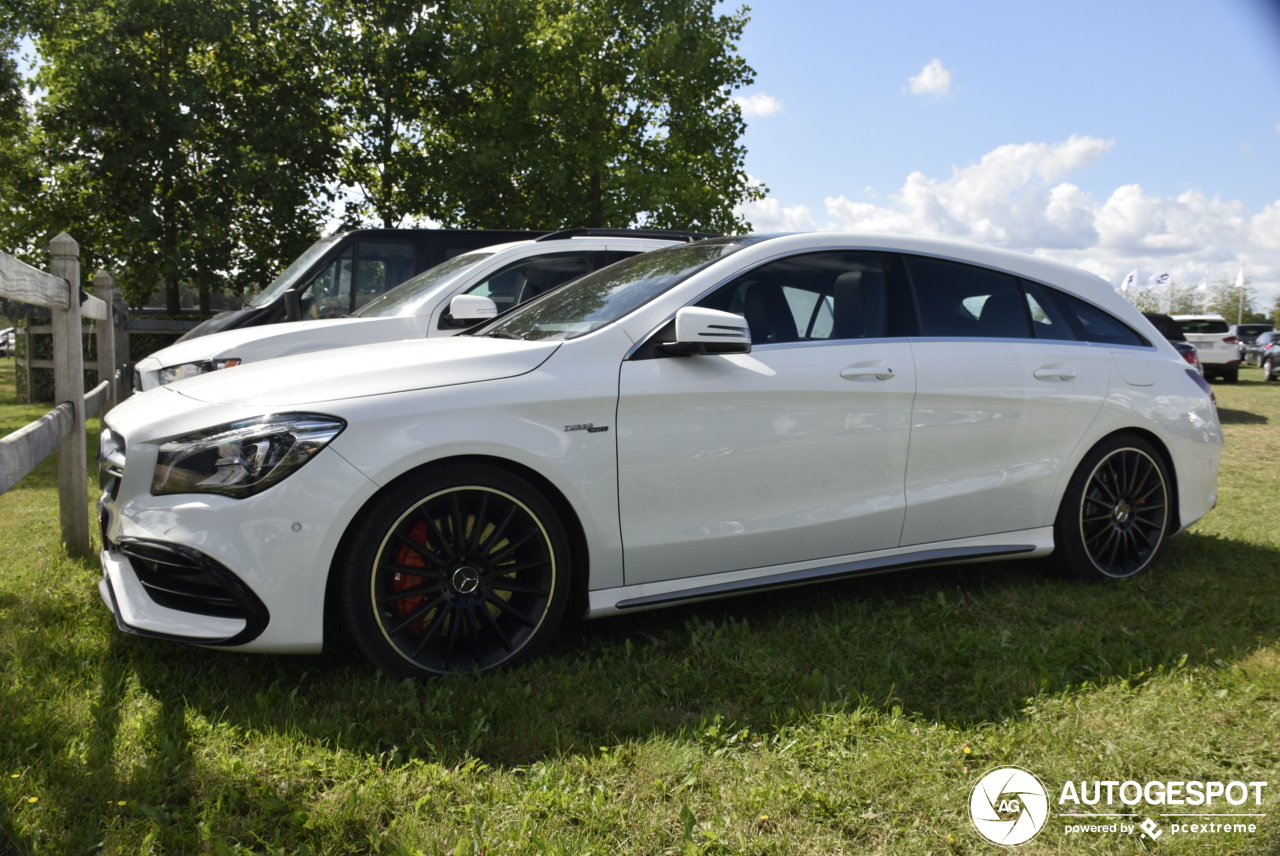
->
[1051,435,1171,581]
[1264,359,1277,382]
[1223,367,1239,384]
[337,462,571,678]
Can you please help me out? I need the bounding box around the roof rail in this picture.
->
[534,228,719,243]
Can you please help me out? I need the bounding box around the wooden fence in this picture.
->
[0,233,119,557]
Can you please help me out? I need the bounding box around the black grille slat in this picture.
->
[119,541,251,620]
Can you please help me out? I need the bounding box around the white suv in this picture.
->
[1170,315,1239,383]
[133,230,705,392]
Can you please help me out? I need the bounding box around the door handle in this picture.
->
[1033,365,1077,381]
[841,365,896,381]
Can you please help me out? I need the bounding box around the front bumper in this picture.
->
[96,414,380,654]
[98,537,269,646]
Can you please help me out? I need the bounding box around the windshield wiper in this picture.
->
[485,331,525,340]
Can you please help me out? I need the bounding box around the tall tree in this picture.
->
[1205,272,1254,324]
[0,22,41,259]
[325,0,448,228]
[30,0,339,310]
[431,0,763,232]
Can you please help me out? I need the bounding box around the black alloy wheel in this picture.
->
[339,463,570,677]
[1052,435,1171,580]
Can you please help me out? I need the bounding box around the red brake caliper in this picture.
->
[392,521,429,633]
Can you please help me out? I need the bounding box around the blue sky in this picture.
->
[726,0,1280,305]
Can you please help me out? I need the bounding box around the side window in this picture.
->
[1042,288,1149,346]
[461,252,604,315]
[906,256,1030,338]
[302,247,354,320]
[1020,279,1078,341]
[696,251,888,346]
[351,242,416,313]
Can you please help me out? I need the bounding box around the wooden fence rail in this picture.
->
[0,233,115,557]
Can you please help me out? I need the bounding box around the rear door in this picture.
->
[901,256,1112,546]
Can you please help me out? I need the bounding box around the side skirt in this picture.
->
[588,538,1050,617]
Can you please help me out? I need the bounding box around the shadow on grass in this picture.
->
[85,530,1280,771]
[1216,407,1269,425]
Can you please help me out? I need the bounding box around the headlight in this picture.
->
[152,413,346,498]
[158,358,242,386]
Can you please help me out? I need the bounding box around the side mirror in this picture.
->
[660,307,752,356]
[445,294,498,328]
[283,290,302,322]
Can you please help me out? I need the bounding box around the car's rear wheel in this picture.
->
[1223,367,1239,384]
[337,462,570,678]
[1264,359,1277,382]
[1052,435,1171,581]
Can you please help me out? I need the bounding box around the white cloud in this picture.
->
[825,135,1113,248]
[733,92,783,118]
[908,59,952,98]
[737,135,1280,302]
[738,197,820,232]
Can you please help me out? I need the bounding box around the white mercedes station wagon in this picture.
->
[97,233,1222,678]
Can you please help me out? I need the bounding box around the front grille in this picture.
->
[116,540,267,630]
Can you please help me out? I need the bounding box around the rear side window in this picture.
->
[1045,290,1149,346]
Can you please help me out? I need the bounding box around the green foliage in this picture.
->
[431,0,763,232]
[5,0,762,317]
[1204,273,1256,323]
[27,0,339,310]
[324,0,449,228]
[0,25,42,258]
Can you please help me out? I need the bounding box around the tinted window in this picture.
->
[351,242,416,313]
[1047,290,1148,346]
[461,251,608,314]
[697,251,888,345]
[1177,318,1230,335]
[906,257,1030,338]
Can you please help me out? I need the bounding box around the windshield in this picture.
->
[247,234,345,309]
[471,240,746,342]
[353,252,496,318]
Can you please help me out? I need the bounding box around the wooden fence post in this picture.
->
[94,269,117,412]
[49,231,91,557]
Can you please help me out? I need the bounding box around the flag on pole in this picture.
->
[1197,274,1209,292]
[1236,267,1244,290]
[1148,270,1171,288]
[1119,268,1138,292]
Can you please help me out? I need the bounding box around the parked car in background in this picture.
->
[0,327,13,357]
[1230,323,1273,362]
[1170,314,1239,382]
[1242,329,1280,367]
[1143,312,1202,375]
[98,233,1222,679]
[177,228,550,343]
[133,230,711,392]
[1257,332,1280,382]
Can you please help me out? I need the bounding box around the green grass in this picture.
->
[1,358,1277,855]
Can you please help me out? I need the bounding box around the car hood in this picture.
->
[139,316,406,370]
[164,336,560,407]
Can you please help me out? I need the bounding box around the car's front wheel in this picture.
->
[337,462,571,678]
[1052,435,1171,581]
[1264,358,1278,382]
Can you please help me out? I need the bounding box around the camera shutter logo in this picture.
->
[970,766,1049,846]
